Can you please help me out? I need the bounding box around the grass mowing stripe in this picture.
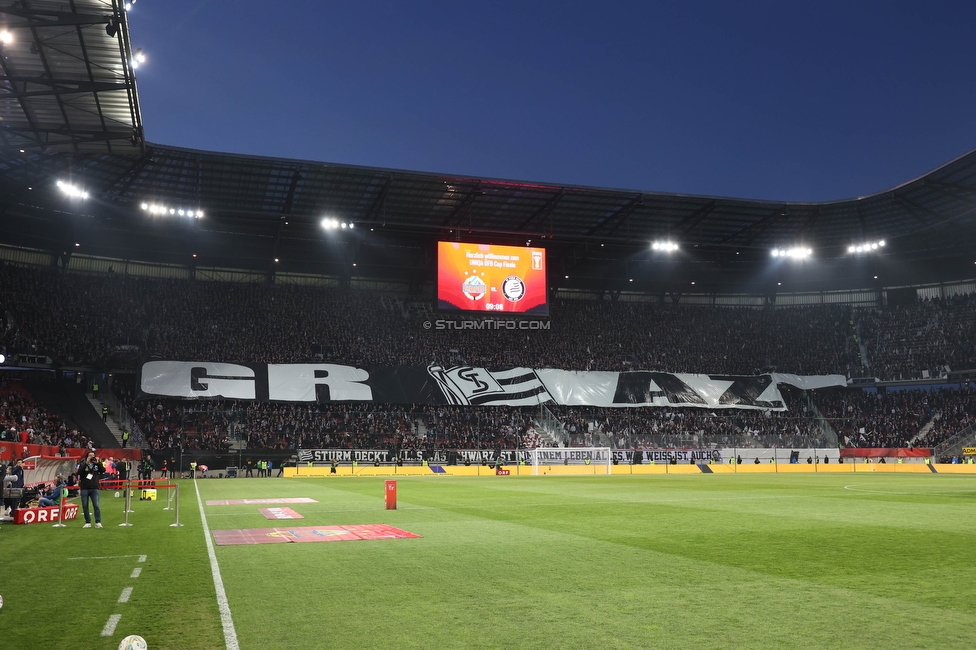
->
[194,478,241,650]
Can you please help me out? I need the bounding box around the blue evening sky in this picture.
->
[128,1,976,202]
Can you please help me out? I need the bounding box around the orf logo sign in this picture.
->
[15,504,79,524]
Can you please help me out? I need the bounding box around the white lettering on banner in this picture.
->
[15,504,79,525]
[141,361,846,408]
[141,361,255,399]
[268,364,372,402]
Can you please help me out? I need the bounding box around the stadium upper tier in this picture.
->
[1,263,973,381]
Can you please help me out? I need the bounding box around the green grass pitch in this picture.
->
[3,474,975,649]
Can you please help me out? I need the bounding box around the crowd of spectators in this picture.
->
[549,388,828,449]
[857,293,976,381]
[1,262,861,374]
[810,386,968,449]
[914,386,976,450]
[4,262,976,454]
[4,262,975,381]
[0,380,92,453]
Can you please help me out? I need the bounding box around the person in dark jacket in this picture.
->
[3,459,25,518]
[78,451,105,528]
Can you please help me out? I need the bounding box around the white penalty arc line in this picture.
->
[195,478,241,650]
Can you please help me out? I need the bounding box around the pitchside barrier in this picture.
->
[97,479,184,527]
[17,479,185,527]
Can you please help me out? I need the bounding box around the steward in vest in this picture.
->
[122,429,129,448]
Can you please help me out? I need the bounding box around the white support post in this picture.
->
[169,483,184,527]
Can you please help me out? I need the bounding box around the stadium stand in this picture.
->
[0,261,957,376]
[0,380,88,452]
[3,262,976,453]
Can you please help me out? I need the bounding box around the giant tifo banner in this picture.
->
[139,361,846,410]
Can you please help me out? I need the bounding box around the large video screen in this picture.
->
[437,241,548,315]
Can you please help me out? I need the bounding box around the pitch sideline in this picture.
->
[194,479,241,650]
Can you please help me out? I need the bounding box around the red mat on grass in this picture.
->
[212,524,421,546]
[259,507,304,520]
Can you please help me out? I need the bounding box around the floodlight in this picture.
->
[848,239,886,255]
[0,30,12,45]
[134,48,145,63]
[140,203,148,210]
[56,180,89,200]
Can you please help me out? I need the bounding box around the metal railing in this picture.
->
[932,424,976,459]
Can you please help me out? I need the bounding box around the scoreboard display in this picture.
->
[437,241,548,315]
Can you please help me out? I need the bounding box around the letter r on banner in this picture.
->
[268,364,372,402]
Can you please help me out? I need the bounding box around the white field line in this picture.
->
[194,478,240,650]
[118,587,133,603]
[101,614,121,636]
[138,555,147,562]
[130,567,142,579]
[67,554,144,561]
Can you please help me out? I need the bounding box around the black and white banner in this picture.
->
[296,448,723,465]
[140,361,846,411]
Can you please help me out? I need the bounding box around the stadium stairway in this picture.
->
[908,413,939,447]
[22,379,119,449]
[85,394,125,446]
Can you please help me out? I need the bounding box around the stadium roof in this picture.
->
[1,141,975,293]
[0,1,973,294]
[0,0,143,154]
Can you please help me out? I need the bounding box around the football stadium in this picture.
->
[1,2,976,649]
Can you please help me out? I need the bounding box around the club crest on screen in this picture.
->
[501,275,525,302]
[462,274,487,300]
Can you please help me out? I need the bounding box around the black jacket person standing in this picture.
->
[78,451,105,528]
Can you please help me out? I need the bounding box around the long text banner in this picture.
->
[140,361,846,410]
[297,448,726,465]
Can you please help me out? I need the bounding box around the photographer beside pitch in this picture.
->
[78,450,105,528]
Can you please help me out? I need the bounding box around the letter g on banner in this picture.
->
[141,361,256,399]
